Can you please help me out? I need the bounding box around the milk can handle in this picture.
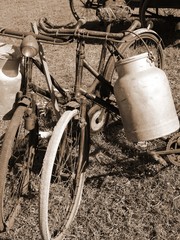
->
[127,31,155,63]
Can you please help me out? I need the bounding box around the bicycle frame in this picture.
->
[74,39,119,115]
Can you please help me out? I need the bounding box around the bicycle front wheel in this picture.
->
[39,109,90,240]
[0,104,38,231]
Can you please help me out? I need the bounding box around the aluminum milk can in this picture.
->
[0,43,22,118]
[114,52,179,142]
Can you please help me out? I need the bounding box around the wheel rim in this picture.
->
[0,105,39,231]
[45,113,87,239]
[2,128,29,228]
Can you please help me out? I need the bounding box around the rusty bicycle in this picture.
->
[37,16,168,240]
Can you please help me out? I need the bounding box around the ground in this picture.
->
[0,1,179,240]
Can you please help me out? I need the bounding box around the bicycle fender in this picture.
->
[125,28,165,49]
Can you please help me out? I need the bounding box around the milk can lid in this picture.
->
[116,52,149,66]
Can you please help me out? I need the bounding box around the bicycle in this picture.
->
[37,17,166,240]
[0,23,70,232]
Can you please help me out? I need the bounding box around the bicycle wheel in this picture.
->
[139,0,151,27]
[88,30,164,133]
[139,0,178,27]
[166,132,180,167]
[39,109,90,240]
[0,104,38,231]
[69,0,104,22]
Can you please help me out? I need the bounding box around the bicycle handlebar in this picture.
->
[38,18,141,42]
[0,18,141,44]
[0,27,66,44]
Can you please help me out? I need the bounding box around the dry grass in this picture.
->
[0,1,179,240]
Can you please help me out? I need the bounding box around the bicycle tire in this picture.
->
[69,0,103,22]
[0,104,38,231]
[88,30,164,133]
[39,109,90,240]
[139,0,151,27]
[139,0,174,27]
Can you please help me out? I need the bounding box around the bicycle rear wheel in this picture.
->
[39,109,90,240]
[104,29,164,83]
[0,104,38,231]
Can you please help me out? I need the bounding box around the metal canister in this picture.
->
[0,43,22,118]
[114,52,179,142]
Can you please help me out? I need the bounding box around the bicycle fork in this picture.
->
[74,40,90,175]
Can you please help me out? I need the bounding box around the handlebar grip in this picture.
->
[127,20,141,32]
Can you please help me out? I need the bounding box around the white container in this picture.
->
[114,52,179,142]
[0,43,22,118]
